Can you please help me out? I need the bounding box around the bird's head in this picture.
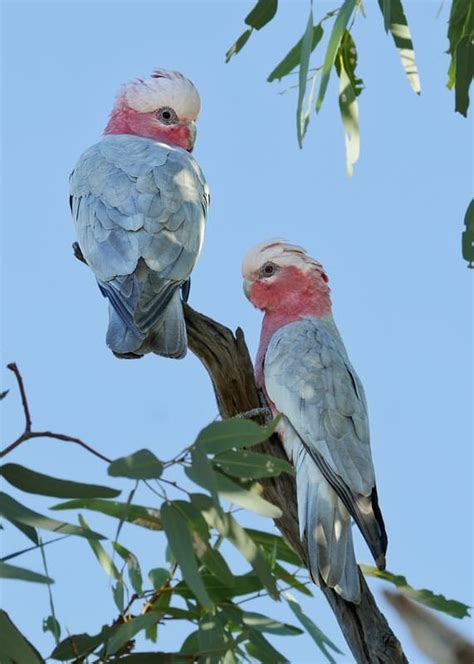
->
[242,240,332,318]
[104,69,201,151]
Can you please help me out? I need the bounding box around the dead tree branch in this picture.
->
[184,303,408,664]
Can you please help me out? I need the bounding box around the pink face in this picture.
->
[246,262,331,319]
[104,101,196,151]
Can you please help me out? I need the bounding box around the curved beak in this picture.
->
[187,121,197,151]
[243,278,252,300]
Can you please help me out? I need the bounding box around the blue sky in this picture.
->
[1,1,472,662]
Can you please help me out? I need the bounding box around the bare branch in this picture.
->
[1,364,111,464]
[184,303,408,664]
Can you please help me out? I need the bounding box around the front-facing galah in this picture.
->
[242,240,387,603]
[70,69,209,359]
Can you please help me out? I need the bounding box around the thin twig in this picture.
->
[1,363,111,463]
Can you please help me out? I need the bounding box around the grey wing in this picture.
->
[69,134,208,350]
[264,318,387,566]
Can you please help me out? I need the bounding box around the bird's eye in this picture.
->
[156,107,178,125]
[260,262,278,278]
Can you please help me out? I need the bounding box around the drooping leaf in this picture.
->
[285,592,342,663]
[108,449,163,480]
[189,444,222,515]
[377,0,421,94]
[201,547,235,588]
[0,463,120,499]
[447,0,473,115]
[10,518,39,544]
[272,561,312,596]
[148,567,170,590]
[245,0,278,30]
[244,528,302,567]
[196,418,277,455]
[297,8,315,148]
[0,560,53,584]
[268,24,323,82]
[51,624,118,661]
[0,610,45,663]
[198,613,227,664]
[78,514,120,580]
[51,498,162,531]
[335,31,361,176]
[192,494,278,599]
[462,198,474,267]
[113,542,143,595]
[241,610,303,636]
[226,0,277,63]
[316,0,357,112]
[225,29,252,63]
[0,492,104,540]
[186,466,281,518]
[213,449,294,479]
[43,615,61,643]
[161,501,214,610]
[112,578,125,613]
[106,613,161,656]
[245,628,289,663]
[360,565,471,619]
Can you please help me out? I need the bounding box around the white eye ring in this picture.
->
[156,107,178,125]
[260,262,279,278]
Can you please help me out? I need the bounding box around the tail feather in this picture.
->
[292,442,361,603]
[144,290,187,358]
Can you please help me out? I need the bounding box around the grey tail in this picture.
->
[144,290,187,359]
[293,444,361,604]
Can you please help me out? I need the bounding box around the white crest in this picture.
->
[122,69,201,119]
[242,239,324,278]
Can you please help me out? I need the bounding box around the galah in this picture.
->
[70,69,209,359]
[242,240,387,603]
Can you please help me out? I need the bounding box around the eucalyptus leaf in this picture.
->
[161,501,214,610]
[245,628,289,663]
[108,449,163,480]
[51,498,162,531]
[225,29,252,63]
[0,560,53,584]
[0,610,45,663]
[245,0,278,30]
[105,614,161,655]
[268,25,323,82]
[0,463,120,499]
[148,567,170,590]
[78,515,120,580]
[244,528,301,567]
[113,542,143,594]
[50,624,118,661]
[377,0,421,94]
[285,592,342,663]
[360,564,471,619]
[241,610,302,636]
[196,418,277,455]
[213,449,294,479]
[316,0,357,112]
[0,492,104,540]
[296,8,315,148]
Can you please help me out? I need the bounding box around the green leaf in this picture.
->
[43,615,61,643]
[0,389,9,400]
[245,0,278,30]
[377,0,421,94]
[192,494,279,599]
[78,514,120,580]
[214,449,294,479]
[245,628,289,663]
[272,561,312,596]
[106,611,160,655]
[462,198,474,267]
[189,444,222,515]
[0,610,45,663]
[50,624,118,661]
[244,528,302,567]
[316,0,357,112]
[148,567,170,590]
[187,466,281,518]
[51,498,162,530]
[198,614,226,664]
[108,449,163,480]
[268,24,323,82]
[161,501,214,610]
[335,31,361,176]
[454,33,474,116]
[226,30,253,63]
[0,560,53,584]
[201,548,235,588]
[113,542,143,595]
[360,565,471,619]
[0,463,120,499]
[285,591,342,663]
[0,492,104,540]
[241,610,302,636]
[10,518,39,544]
[196,418,277,455]
[296,8,315,148]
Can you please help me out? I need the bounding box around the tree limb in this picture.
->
[184,303,408,664]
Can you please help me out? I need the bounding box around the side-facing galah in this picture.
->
[70,69,209,359]
[242,240,387,603]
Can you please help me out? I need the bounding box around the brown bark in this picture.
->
[184,303,408,664]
